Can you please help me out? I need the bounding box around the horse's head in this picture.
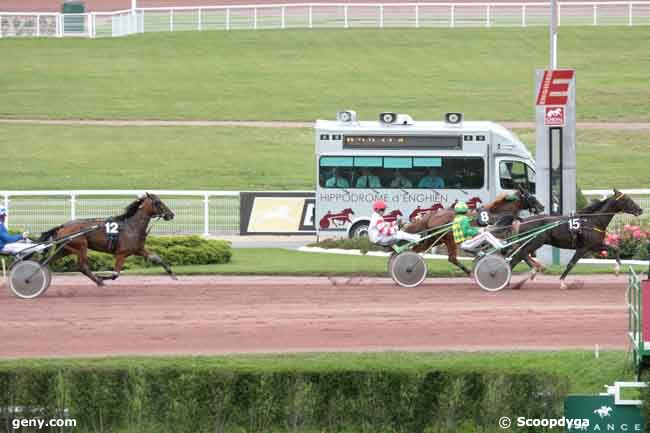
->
[612,189,643,216]
[142,193,175,220]
[517,185,545,214]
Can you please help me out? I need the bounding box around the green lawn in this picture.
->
[0,351,633,394]
[2,27,650,121]
[124,248,648,277]
[1,124,649,190]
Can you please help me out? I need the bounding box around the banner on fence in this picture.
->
[239,192,315,235]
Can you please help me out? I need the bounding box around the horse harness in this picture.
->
[104,218,124,253]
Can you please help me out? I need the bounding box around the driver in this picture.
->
[368,200,420,246]
[452,202,505,253]
[0,207,32,255]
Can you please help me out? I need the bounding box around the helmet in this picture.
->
[454,202,469,214]
[372,200,387,212]
[0,207,6,216]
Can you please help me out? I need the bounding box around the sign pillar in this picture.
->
[535,69,576,265]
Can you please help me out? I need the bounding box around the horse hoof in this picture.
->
[171,274,178,281]
[560,281,568,290]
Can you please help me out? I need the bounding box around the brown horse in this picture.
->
[38,193,176,286]
[402,187,544,275]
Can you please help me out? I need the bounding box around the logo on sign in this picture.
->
[536,69,574,106]
[544,106,565,126]
[593,406,613,419]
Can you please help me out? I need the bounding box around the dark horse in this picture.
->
[402,186,545,275]
[38,193,176,286]
[509,189,643,289]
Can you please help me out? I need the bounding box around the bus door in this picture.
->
[495,158,537,195]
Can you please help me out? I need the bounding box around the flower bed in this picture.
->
[603,225,650,260]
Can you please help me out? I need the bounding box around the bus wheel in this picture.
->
[349,221,370,239]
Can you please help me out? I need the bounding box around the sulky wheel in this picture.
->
[390,251,427,288]
[8,260,52,299]
[473,254,511,292]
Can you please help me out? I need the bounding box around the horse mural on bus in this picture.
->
[319,208,355,229]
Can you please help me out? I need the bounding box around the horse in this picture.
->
[402,186,544,275]
[508,189,643,290]
[37,193,176,286]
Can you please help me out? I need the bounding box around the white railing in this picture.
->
[2,2,650,37]
[0,9,139,38]
[135,2,650,32]
[2,189,648,236]
[582,189,650,230]
[1,190,240,235]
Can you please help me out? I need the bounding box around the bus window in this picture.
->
[500,160,535,192]
[319,156,484,189]
[526,164,536,193]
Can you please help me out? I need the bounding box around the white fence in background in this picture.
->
[2,1,650,37]
[1,191,240,235]
[1,189,648,236]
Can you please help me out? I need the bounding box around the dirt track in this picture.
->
[0,275,631,358]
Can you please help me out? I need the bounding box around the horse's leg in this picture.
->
[526,254,545,280]
[559,247,589,290]
[101,254,126,281]
[593,243,621,276]
[70,243,104,287]
[445,235,471,276]
[138,249,177,280]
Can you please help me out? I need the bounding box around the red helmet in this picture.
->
[373,200,387,212]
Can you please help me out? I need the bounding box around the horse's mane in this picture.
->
[484,193,511,210]
[579,196,609,213]
[114,197,145,221]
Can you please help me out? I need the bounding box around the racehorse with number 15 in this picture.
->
[37,193,177,286]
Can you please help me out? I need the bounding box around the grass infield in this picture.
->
[1,27,650,121]
[0,125,648,190]
[122,248,647,277]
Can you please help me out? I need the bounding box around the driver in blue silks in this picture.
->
[0,207,32,254]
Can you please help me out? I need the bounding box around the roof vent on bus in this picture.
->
[379,112,414,126]
[336,110,357,123]
[445,112,463,125]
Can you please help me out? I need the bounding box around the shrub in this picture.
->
[308,237,387,254]
[29,236,231,272]
[0,366,569,433]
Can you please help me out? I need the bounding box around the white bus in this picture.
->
[315,111,537,237]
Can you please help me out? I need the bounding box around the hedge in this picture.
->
[0,366,569,433]
[5,236,231,272]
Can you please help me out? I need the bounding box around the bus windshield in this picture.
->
[318,156,484,189]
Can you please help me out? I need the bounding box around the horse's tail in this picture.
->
[38,225,63,243]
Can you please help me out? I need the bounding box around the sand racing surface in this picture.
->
[0,275,631,358]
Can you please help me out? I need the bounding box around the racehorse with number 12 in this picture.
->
[38,193,177,286]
